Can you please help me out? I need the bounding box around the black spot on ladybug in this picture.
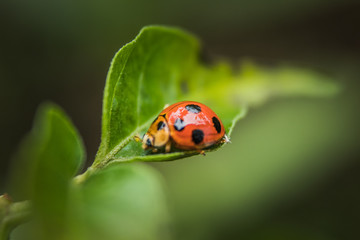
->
[192,129,204,144]
[146,138,152,147]
[157,121,165,130]
[212,117,221,133]
[185,104,201,113]
[174,118,186,131]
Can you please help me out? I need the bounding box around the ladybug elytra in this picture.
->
[142,101,229,153]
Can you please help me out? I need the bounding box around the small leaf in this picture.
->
[8,103,85,239]
[67,164,170,240]
[93,25,339,167]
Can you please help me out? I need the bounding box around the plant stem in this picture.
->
[72,167,97,185]
[0,195,31,240]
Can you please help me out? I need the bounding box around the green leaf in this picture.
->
[93,26,247,167]
[67,164,170,240]
[8,103,85,239]
[95,26,203,166]
[93,25,339,168]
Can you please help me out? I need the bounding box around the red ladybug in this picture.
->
[142,101,229,153]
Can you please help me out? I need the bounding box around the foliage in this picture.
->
[0,26,338,240]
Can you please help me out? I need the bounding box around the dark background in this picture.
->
[1,0,359,239]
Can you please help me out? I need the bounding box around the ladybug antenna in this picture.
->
[133,134,142,142]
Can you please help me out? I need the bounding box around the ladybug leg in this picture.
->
[198,150,206,156]
[133,134,142,142]
[165,142,171,153]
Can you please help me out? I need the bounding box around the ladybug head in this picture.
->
[142,116,170,150]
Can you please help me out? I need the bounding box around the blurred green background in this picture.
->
[1,0,359,239]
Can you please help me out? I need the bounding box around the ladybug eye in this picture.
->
[146,138,152,147]
[142,134,156,150]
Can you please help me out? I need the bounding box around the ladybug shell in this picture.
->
[160,101,225,150]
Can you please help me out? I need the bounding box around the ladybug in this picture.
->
[141,101,230,153]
